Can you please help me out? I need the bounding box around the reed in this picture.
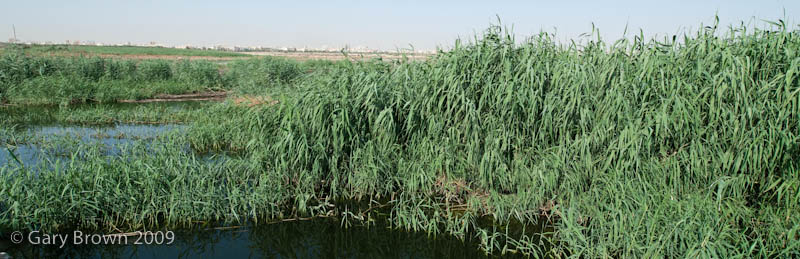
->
[2,19,799,257]
[187,19,800,257]
[0,53,228,105]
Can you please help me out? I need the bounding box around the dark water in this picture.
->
[0,219,493,259]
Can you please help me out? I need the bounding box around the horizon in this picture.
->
[2,1,799,52]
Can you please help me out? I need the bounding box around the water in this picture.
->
[1,123,185,169]
[0,219,493,258]
[0,101,208,169]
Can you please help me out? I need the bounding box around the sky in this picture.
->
[1,0,798,51]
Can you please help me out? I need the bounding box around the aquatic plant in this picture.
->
[187,19,800,257]
[1,18,799,257]
[0,53,228,105]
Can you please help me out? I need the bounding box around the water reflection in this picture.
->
[1,124,184,169]
[1,219,494,258]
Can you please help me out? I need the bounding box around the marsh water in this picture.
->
[0,219,492,258]
[0,123,186,168]
[0,102,505,258]
[1,102,215,169]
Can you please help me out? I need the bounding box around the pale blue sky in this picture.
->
[1,0,797,50]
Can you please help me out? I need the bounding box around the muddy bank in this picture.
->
[119,91,228,103]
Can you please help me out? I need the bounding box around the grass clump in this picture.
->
[222,57,343,96]
[0,52,228,105]
[0,51,333,105]
[0,101,213,125]
[187,20,800,257]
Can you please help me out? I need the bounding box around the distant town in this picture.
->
[5,37,438,55]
